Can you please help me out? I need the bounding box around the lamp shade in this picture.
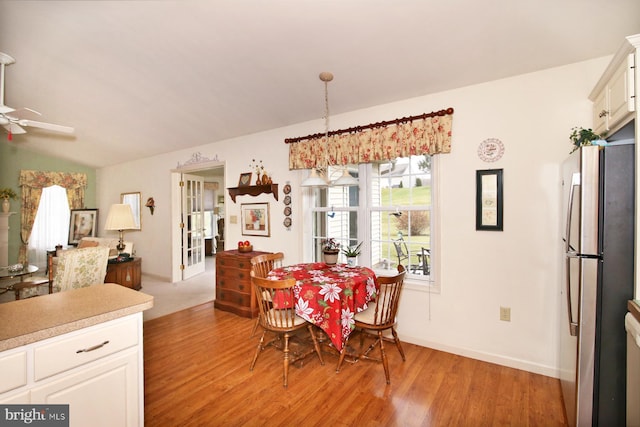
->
[105,204,137,231]
[301,169,329,187]
[331,168,359,186]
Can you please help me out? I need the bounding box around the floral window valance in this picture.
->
[287,108,454,170]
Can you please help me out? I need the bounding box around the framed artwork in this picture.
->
[241,202,270,237]
[121,192,141,230]
[68,209,99,245]
[238,172,252,187]
[475,169,503,231]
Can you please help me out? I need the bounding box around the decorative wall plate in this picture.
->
[283,195,291,205]
[283,217,292,227]
[284,206,292,216]
[283,184,291,194]
[478,138,504,162]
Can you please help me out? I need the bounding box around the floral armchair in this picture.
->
[51,246,110,292]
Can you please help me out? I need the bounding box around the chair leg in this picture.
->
[391,328,406,361]
[378,331,391,384]
[249,330,267,371]
[307,325,325,366]
[336,335,350,373]
[250,317,260,337]
[283,333,291,387]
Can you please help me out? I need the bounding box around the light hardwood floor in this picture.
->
[143,302,568,426]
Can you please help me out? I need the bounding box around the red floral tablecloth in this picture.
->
[268,262,378,351]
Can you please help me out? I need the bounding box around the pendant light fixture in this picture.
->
[301,72,333,187]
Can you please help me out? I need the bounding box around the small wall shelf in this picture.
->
[227,184,279,203]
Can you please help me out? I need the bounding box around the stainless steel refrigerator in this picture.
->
[560,143,635,426]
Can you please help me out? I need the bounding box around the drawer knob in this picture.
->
[76,340,110,354]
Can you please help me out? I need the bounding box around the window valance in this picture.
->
[19,170,87,189]
[287,108,454,170]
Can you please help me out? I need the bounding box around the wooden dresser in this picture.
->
[105,258,142,290]
[215,250,269,318]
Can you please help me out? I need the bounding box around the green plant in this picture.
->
[341,242,362,257]
[569,127,605,153]
[0,187,17,200]
[322,238,340,252]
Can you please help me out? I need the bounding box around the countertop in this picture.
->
[629,300,640,324]
[0,283,154,352]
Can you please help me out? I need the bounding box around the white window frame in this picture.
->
[303,156,440,293]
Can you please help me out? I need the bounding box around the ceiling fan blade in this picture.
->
[17,119,74,134]
[3,122,26,134]
[9,107,42,120]
[0,105,15,114]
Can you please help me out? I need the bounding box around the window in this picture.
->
[28,185,70,269]
[308,155,436,285]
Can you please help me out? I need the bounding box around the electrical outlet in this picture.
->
[500,306,511,322]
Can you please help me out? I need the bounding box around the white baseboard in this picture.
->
[400,334,559,379]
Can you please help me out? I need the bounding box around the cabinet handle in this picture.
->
[598,109,609,118]
[76,340,109,353]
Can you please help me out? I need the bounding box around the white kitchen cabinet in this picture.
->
[591,52,635,135]
[0,313,144,427]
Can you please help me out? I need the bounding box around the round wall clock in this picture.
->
[478,138,504,162]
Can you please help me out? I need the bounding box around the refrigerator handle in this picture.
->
[564,173,580,336]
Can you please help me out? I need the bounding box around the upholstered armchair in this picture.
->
[51,246,110,292]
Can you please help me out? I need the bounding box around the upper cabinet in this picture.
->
[590,35,639,135]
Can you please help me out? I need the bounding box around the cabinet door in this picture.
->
[592,87,608,135]
[31,350,140,427]
[608,53,635,130]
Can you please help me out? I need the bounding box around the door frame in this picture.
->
[170,160,225,283]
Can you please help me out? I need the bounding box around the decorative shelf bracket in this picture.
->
[227,184,279,203]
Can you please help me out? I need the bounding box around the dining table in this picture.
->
[268,262,378,351]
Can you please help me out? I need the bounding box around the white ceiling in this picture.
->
[0,1,639,168]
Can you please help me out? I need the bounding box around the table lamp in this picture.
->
[105,203,136,252]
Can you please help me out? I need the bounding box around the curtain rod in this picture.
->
[284,107,454,144]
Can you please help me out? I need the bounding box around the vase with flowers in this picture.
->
[322,238,341,265]
[0,187,18,213]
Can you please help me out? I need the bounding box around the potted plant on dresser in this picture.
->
[341,242,362,267]
[322,238,341,265]
[0,187,17,213]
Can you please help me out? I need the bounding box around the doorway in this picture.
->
[170,161,225,283]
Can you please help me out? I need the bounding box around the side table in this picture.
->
[105,258,142,290]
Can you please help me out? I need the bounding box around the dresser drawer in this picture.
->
[216,274,251,293]
[34,316,139,381]
[0,350,27,394]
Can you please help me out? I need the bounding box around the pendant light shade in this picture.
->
[331,168,359,186]
[301,168,329,187]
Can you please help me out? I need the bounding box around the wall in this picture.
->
[0,143,96,264]
[97,56,611,376]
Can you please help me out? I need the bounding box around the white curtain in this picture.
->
[28,185,70,269]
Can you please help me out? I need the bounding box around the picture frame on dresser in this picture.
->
[68,209,98,245]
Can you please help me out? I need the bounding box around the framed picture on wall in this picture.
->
[475,169,503,231]
[241,202,270,237]
[68,209,99,245]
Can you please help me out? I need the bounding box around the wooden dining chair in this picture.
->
[250,271,324,387]
[336,265,407,384]
[250,252,284,336]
